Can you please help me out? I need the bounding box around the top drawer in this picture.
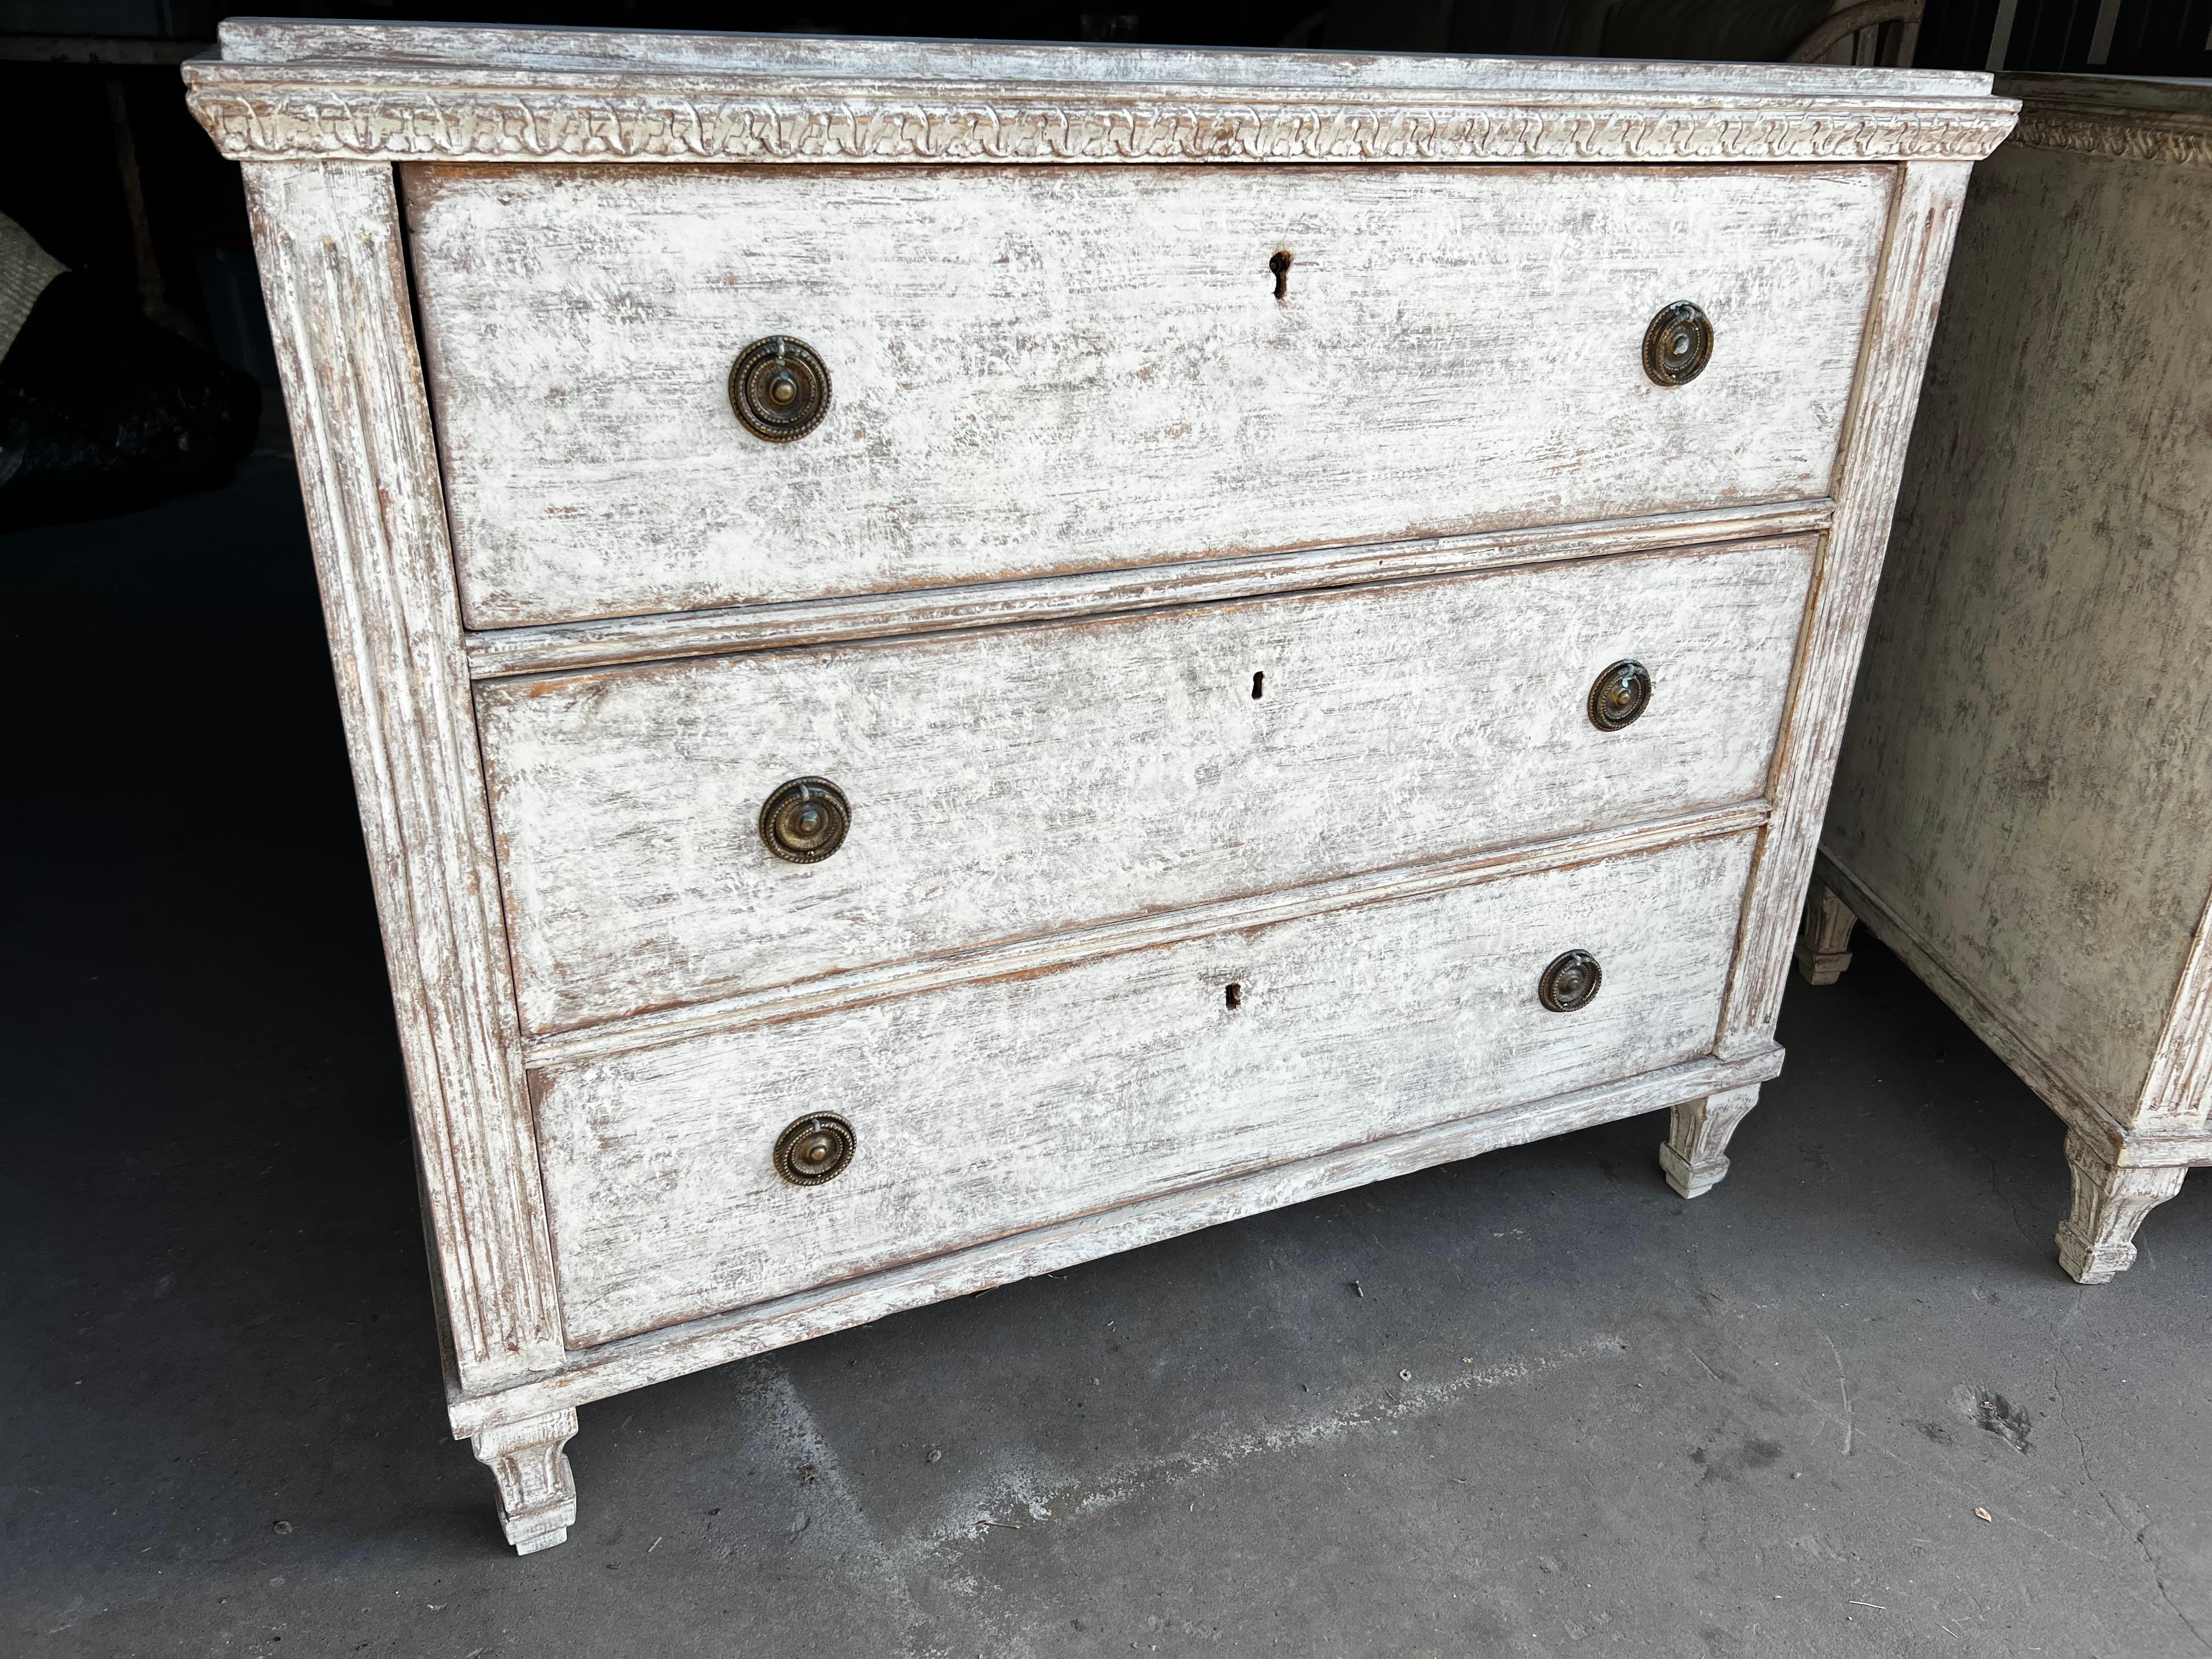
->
[405,163,1889,629]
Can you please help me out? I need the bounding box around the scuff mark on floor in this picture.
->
[747,1359,954,1658]
[905,1331,1630,1558]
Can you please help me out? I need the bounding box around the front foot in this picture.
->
[472,1407,580,1554]
[1660,1085,1762,1199]
[2055,1128,2190,1284]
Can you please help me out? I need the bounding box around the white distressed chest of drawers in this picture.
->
[184,20,2013,1551]
[1807,75,2212,1284]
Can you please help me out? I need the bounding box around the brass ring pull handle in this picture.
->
[1643,302,1712,387]
[774,1113,856,1186]
[759,776,850,864]
[1588,659,1653,731]
[1539,950,1604,1013]
[730,336,831,441]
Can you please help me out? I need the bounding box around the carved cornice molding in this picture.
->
[184,78,2018,165]
[2011,106,2212,167]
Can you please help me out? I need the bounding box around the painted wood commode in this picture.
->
[1808,74,2212,1285]
[184,20,2013,1550]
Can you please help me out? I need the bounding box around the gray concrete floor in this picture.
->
[7,461,2212,1659]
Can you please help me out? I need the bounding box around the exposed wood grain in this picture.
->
[535,830,1757,1346]
[405,163,1888,627]
[453,1039,1785,1436]
[1712,159,1971,1060]
[242,161,565,1390]
[479,540,1812,1036]
[461,500,1835,680]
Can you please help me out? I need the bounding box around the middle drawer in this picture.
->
[477,537,1812,1036]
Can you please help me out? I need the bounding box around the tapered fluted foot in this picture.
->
[1795,878,1858,986]
[472,1407,579,1554]
[2055,1129,2189,1284]
[1660,1085,1762,1199]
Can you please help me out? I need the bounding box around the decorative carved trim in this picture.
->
[2012,108,2212,166]
[185,81,2017,165]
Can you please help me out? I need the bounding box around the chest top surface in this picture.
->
[187,19,2012,167]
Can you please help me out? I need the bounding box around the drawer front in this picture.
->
[407,163,1887,628]
[478,539,1811,1036]
[536,830,1756,1346]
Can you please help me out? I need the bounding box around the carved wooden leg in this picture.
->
[1660,1085,1761,1199]
[1794,879,1858,986]
[471,1408,579,1554]
[2054,1129,2190,1284]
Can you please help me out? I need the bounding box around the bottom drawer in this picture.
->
[535,831,1757,1347]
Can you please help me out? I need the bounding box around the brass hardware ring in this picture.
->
[759,776,850,864]
[1643,301,1712,387]
[1539,950,1604,1013]
[1588,659,1653,731]
[775,1113,856,1186]
[730,335,831,441]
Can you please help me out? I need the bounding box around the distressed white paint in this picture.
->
[195,21,2010,1547]
[183,22,2015,170]
[524,802,1772,1067]
[240,162,565,1392]
[470,1408,579,1554]
[209,17,1990,95]
[451,1040,1786,1437]
[535,831,1757,1346]
[478,539,1811,1035]
[1712,159,1974,1062]
[1816,78,2212,1280]
[407,163,1888,627]
[462,500,1835,680]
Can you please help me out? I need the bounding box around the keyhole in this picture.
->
[1225,982,1244,1010]
[1269,250,1293,301]
[1251,671,1265,699]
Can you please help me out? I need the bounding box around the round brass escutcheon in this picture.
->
[1588,658,1653,732]
[1539,949,1604,1014]
[759,776,850,864]
[1642,301,1713,387]
[730,336,831,442]
[774,1112,856,1187]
